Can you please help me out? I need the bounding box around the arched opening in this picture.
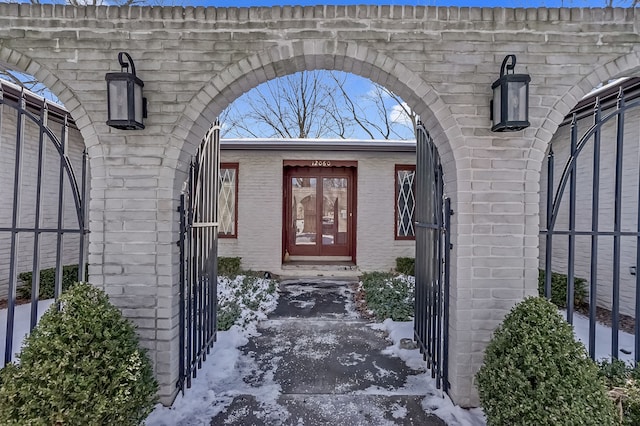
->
[172,48,458,407]
[0,66,89,366]
[539,73,640,365]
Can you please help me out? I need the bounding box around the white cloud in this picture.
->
[365,83,392,99]
[389,102,413,126]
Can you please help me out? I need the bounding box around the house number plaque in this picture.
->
[310,160,332,167]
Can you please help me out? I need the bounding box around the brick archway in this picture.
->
[1,4,638,406]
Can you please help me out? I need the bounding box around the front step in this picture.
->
[280,261,361,279]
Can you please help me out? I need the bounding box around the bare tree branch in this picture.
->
[221,70,417,140]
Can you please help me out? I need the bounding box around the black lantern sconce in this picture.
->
[105,52,147,130]
[490,54,530,132]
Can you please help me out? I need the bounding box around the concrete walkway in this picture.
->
[210,279,446,425]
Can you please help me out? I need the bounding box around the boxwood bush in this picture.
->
[537,269,587,309]
[0,282,157,425]
[218,257,242,278]
[476,297,617,425]
[17,264,83,300]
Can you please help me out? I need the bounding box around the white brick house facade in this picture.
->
[218,140,417,275]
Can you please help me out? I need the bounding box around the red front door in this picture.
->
[284,165,355,259]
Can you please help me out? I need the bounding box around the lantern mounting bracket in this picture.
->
[105,51,147,130]
[500,54,516,77]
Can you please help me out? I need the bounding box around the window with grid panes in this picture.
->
[395,165,415,239]
[219,163,238,237]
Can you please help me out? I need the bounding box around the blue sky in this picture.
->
[185,0,604,9]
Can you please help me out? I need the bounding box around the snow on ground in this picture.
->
[2,282,635,426]
[145,288,638,426]
[146,279,487,426]
[145,325,285,425]
[146,275,281,425]
[566,309,636,363]
[217,275,279,334]
[371,319,487,426]
[0,299,55,362]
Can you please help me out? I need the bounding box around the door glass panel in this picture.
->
[292,177,317,246]
[322,177,348,246]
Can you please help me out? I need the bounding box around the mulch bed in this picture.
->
[351,282,376,321]
[0,297,31,310]
[576,304,636,335]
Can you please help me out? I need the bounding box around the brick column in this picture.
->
[87,137,181,405]
[444,134,540,407]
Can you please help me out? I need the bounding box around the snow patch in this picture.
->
[391,402,408,419]
[0,299,55,363]
[371,319,487,426]
[567,309,636,362]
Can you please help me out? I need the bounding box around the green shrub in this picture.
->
[217,301,241,331]
[599,359,630,388]
[218,257,242,277]
[395,257,415,276]
[217,275,278,331]
[623,380,640,425]
[0,282,158,425]
[17,264,84,299]
[598,359,640,425]
[538,269,587,308]
[360,272,414,321]
[476,297,617,426]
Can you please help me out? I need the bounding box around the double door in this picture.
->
[284,165,355,259]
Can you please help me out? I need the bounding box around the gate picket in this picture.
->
[0,82,88,366]
[414,122,451,392]
[541,83,640,364]
[177,121,220,392]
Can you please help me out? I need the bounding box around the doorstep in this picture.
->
[279,261,361,279]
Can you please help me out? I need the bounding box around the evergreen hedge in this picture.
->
[476,297,617,425]
[0,282,157,425]
[395,257,415,276]
[360,272,414,321]
[218,257,242,278]
[17,264,82,300]
[537,269,587,309]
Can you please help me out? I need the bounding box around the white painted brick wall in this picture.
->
[0,4,638,406]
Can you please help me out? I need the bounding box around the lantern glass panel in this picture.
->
[492,84,502,126]
[134,83,143,123]
[108,80,129,121]
[507,81,527,122]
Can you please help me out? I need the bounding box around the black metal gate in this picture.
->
[541,79,640,362]
[414,122,451,392]
[1,82,88,365]
[177,121,220,392]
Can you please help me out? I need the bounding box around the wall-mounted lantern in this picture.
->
[105,52,147,130]
[490,54,530,132]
